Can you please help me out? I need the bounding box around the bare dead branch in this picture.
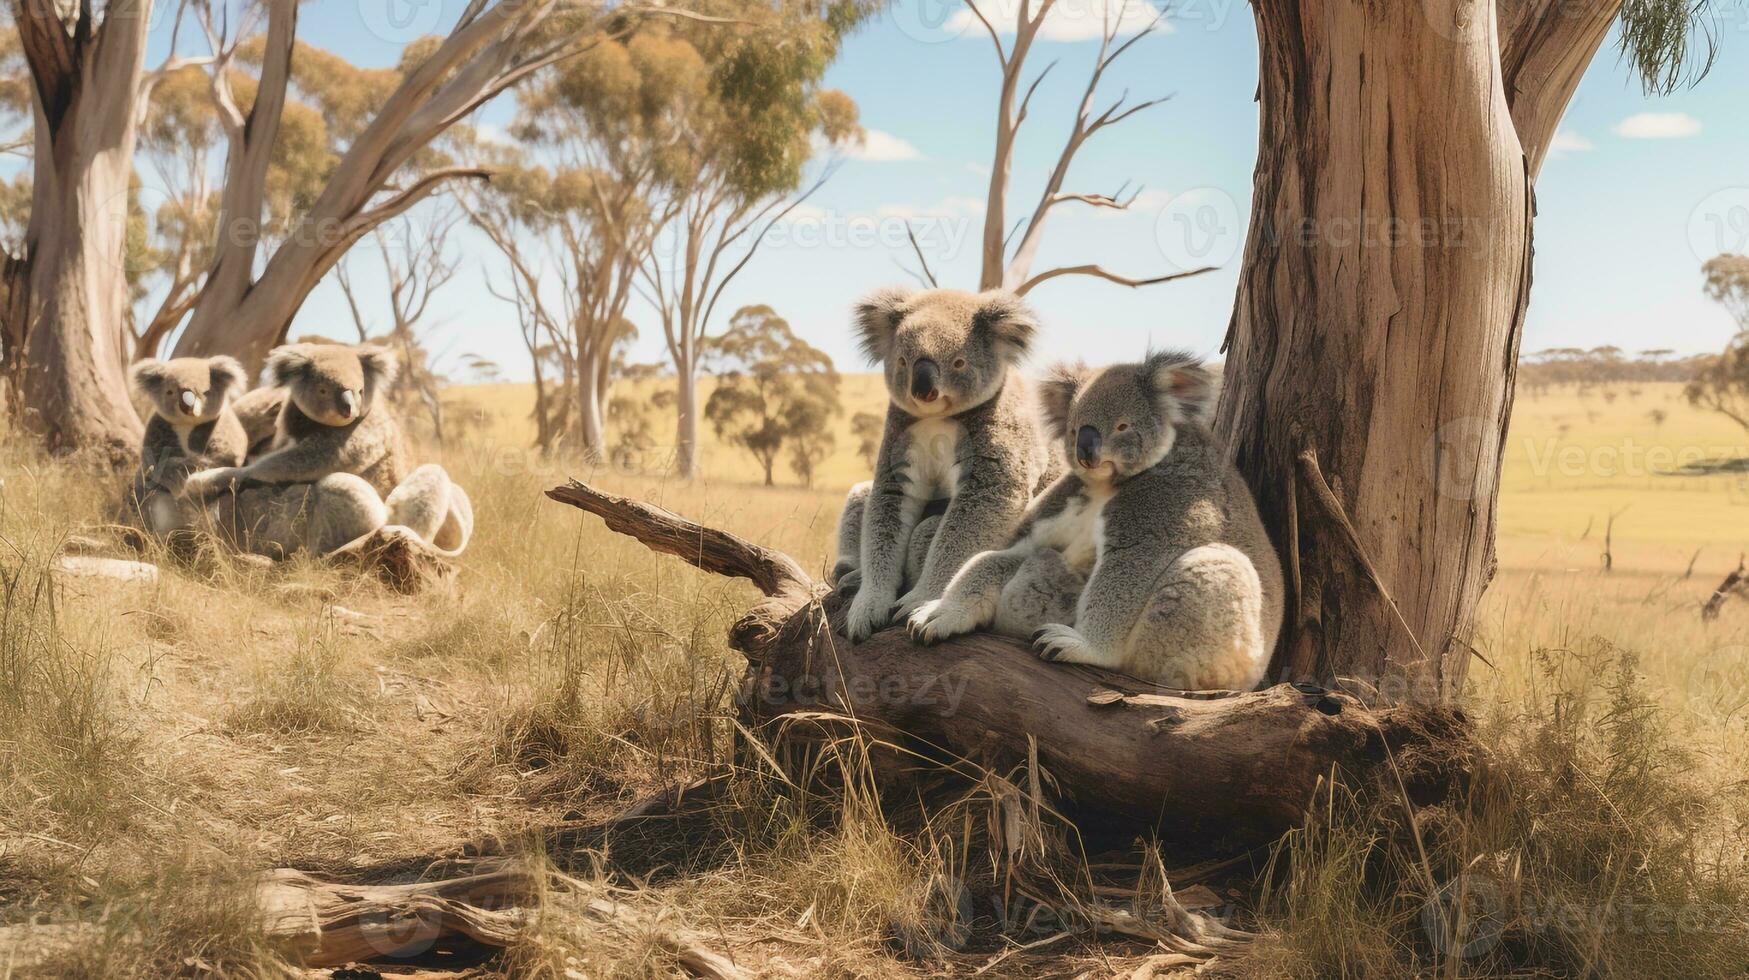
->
[904,222,940,289]
[1013,262,1215,295]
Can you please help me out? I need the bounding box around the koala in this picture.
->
[906,474,1095,645]
[228,385,291,458]
[911,352,1284,692]
[835,287,1056,643]
[124,355,250,535]
[182,343,410,500]
[206,463,475,560]
[208,473,389,559]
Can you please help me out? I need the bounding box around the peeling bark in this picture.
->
[1218,0,1550,696]
[10,0,154,460]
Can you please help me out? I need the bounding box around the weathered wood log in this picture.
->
[257,859,746,977]
[1702,555,1747,622]
[546,480,1475,853]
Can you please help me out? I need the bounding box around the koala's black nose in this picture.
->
[339,390,359,420]
[910,358,941,403]
[1076,426,1102,468]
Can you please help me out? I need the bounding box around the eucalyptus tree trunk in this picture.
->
[9,0,154,460]
[1216,0,1618,698]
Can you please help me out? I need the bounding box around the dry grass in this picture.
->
[0,378,1745,977]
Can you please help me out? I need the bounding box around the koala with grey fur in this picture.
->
[834,286,1057,643]
[182,343,411,500]
[206,462,473,560]
[125,355,250,536]
[909,351,1283,692]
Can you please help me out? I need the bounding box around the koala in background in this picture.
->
[125,355,249,535]
[208,463,473,560]
[914,352,1284,691]
[834,287,1056,643]
[183,343,410,499]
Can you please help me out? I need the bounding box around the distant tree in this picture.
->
[1688,255,1749,432]
[608,394,657,471]
[939,0,1205,296]
[622,10,865,479]
[850,410,883,468]
[1648,408,1667,433]
[702,305,840,486]
[336,209,461,446]
[1703,255,1749,328]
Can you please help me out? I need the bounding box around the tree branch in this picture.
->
[904,222,939,288]
[1013,262,1215,296]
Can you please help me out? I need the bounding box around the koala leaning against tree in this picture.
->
[833,286,1059,644]
[182,342,411,499]
[181,343,472,560]
[908,351,1284,692]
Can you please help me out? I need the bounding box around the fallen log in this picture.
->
[258,859,746,978]
[545,480,1475,853]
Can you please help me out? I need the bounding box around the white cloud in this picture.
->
[966,162,992,179]
[1613,112,1701,140]
[947,0,1172,43]
[473,123,516,147]
[1548,129,1594,156]
[846,128,924,162]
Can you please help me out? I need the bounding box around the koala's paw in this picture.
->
[832,566,863,599]
[890,589,933,624]
[1032,624,1096,664]
[907,599,976,646]
[182,467,243,499]
[845,589,895,643]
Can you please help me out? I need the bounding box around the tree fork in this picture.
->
[545,480,1475,852]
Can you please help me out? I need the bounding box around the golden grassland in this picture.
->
[0,378,1744,976]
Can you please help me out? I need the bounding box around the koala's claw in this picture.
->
[845,590,895,643]
[831,567,863,602]
[908,599,977,646]
[1032,624,1091,664]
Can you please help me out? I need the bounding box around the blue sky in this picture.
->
[14,0,1749,379]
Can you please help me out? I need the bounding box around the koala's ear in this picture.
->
[851,286,912,363]
[128,359,170,397]
[207,356,246,400]
[264,345,313,388]
[972,290,1038,363]
[357,344,401,392]
[1037,361,1090,441]
[1146,350,1216,426]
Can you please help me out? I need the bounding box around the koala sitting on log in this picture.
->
[909,352,1284,692]
[182,342,410,499]
[834,287,1056,643]
[124,355,249,536]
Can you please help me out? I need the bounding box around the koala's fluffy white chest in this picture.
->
[1025,483,1113,573]
[902,417,961,499]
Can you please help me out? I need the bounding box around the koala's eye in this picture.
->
[1115,422,1131,433]
[952,357,967,370]
[896,356,907,368]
